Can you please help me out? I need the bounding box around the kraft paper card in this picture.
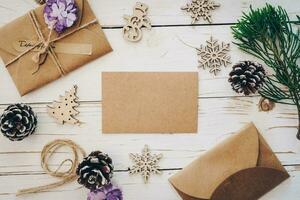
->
[102,72,198,133]
[169,122,289,200]
[0,0,112,96]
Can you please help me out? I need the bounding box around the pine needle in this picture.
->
[232,4,300,139]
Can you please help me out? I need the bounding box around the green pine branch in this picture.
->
[231,4,300,139]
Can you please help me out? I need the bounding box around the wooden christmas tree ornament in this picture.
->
[47,85,81,125]
[122,2,151,42]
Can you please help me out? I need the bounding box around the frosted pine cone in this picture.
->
[0,104,37,141]
[228,61,266,95]
[76,151,114,190]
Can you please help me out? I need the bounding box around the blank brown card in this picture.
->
[102,72,198,133]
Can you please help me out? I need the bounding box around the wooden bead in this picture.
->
[259,97,275,112]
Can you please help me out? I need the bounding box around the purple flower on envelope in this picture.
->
[87,184,123,200]
[44,0,78,33]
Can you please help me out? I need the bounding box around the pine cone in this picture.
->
[76,151,114,190]
[228,61,266,95]
[0,104,37,141]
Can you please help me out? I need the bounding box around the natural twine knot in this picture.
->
[39,41,50,55]
[5,10,98,77]
[32,41,51,64]
[31,27,54,73]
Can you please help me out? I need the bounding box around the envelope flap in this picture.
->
[171,187,206,200]
[0,0,97,66]
[169,123,259,199]
[76,0,85,25]
[211,167,289,200]
[257,131,288,172]
[0,14,38,64]
[0,3,46,65]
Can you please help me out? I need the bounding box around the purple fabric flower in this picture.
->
[44,0,78,33]
[87,184,123,200]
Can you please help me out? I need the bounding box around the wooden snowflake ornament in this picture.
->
[129,145,163,183]
[47,85,81,125]
[182,0,220,24]
[197,36,231,75]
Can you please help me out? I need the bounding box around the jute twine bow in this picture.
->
[16,139,86,196]
[5,10,97,75]
[31,24,54,73]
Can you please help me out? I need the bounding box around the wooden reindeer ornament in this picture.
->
[47,85,81,125]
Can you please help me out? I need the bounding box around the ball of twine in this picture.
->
[17,139,86,196]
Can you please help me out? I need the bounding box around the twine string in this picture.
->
[16,139,86,196]
[5,10,98,76]
[176,35,199,50]
[31,25,54,74]
[29,11,65,75]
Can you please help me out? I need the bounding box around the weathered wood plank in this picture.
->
[0,97,298,172]
[0,1,299,200]
[0,0,299,27]
[0,1,299,103]
[0,25,261,104]
[0,166,300,199]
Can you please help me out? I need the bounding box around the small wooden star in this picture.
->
[129,145,163,183]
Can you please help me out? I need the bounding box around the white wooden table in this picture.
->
[0,0,299,199]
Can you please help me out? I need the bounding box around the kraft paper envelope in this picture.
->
[169,123,289,200]
[102,72,198,133]
[0,0,112,96]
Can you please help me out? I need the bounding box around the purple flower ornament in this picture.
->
[44,0,78,33]
[87,184,123,200]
